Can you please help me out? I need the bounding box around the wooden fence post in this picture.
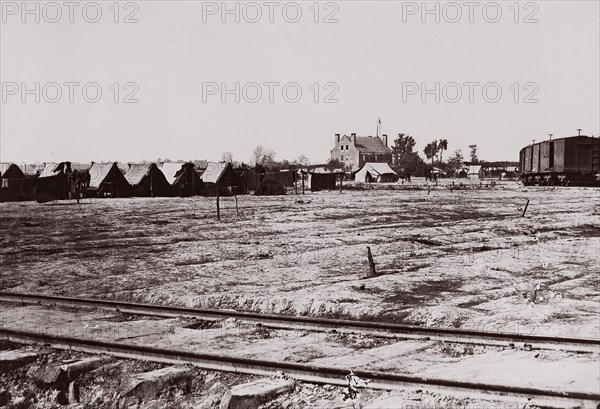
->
[217,195,221,221]
[366,247,377,277]
[521,199,530,217]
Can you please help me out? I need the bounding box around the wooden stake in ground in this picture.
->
[522,199,530,217]
[216,195,221,221]
[235,196,239,216]
[366,246,377,277]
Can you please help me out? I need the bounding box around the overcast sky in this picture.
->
[1,0,599,165]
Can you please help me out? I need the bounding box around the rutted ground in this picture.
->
[1,182,599,339]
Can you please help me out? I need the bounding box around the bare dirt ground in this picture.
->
[1,181,599,340]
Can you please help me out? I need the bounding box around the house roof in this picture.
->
[201,162,230,183]
[353,136,391,154]
[357,162,397,176]
[116,162,129,174]
[89,163,118,189]
[0,163,26,179]
[158,162,187,185]
[125,163,154,185]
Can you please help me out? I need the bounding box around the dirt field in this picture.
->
[1,182,599,339]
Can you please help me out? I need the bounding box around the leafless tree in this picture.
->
[221,151,233,163]
[294,154,310,166]
[251,145,276,166]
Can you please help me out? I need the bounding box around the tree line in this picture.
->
[393,134,479,177]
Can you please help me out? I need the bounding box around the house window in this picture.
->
[341,155,344,161]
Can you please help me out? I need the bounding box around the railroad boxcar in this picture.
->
[519,135,600,186]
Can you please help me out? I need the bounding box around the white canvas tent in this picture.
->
[354,163,397,183]
[468,165,483,179]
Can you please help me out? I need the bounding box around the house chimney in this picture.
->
[351,133,356,144]
[383,134,388,147]
[335,133,340,144]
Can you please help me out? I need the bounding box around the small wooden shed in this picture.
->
[0,163,36,202]
[125,163,171,197]
[159,162,202,197]
[88,162,130,198]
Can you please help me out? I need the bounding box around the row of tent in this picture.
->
[0,161,248,202]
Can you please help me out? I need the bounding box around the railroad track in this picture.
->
[1,292,599,354]
[1,327,599,408]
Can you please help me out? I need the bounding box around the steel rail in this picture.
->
[1,292,599,353]
[1,327,598,408]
